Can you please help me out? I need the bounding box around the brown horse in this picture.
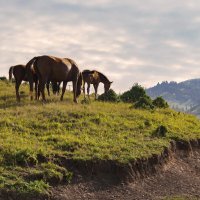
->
[9,65,38,101]
[26,55,82,103]
[9,65,59,101]
[82,70,113,99]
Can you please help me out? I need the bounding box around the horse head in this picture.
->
[104,81,113,93]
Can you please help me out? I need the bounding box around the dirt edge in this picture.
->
[0,139,199,200]
[61,139,200,182]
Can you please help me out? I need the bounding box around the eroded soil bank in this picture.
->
[1,140,200,200]
[50,141,200,200]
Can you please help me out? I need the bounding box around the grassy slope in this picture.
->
[0,80,200,196]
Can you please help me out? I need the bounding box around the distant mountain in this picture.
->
[146,79,200,117]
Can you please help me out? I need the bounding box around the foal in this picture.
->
[82,70,113,100]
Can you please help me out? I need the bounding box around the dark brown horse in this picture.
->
[9,65,38,101]
[26,55,82,103]
[82,70,113,99]
[9,65,59,101]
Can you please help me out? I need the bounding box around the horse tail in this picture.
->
[76,72,83,97]
[9,66,13,81]
[25,57,38,100]
[67,58,82,98]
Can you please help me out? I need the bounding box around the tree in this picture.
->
[98,89,120,102]
[120,83,146,103]
[152,96,169,108]
[134,95,154,109]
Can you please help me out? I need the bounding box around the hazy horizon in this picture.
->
[1,0,200,93]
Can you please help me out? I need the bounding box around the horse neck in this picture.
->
[99,73,110,84]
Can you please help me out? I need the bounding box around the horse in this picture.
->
[9,65,60,101]
[9,64,38,102]
[82,70,113,99]
[25,55,82,103]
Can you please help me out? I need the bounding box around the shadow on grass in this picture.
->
[0,95,75,109]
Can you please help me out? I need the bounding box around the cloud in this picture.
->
[1,0,200,93]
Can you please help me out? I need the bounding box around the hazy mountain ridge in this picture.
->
[146,79,200,116]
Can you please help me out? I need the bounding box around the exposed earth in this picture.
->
[50,149,200,200]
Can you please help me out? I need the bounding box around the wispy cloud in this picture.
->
[1,0,200,92]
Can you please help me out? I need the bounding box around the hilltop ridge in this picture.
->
[146,78,200,116]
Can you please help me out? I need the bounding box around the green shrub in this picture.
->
[134,95,154,109]
[0,77,7,81]
[120,83,146,103]
[153,96,169,108]
[98,89,120,102]
[153,125,168,137]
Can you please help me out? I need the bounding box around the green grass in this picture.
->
[0,80,200,196]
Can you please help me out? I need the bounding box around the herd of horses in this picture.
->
[8,55,113,102]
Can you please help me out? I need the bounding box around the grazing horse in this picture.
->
[82,70,113,99]
[26,55,82,103]
[9,65,38,101]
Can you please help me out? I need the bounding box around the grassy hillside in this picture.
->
[0,80,200,197]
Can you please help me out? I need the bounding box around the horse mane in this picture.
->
[91,70,110,83]
[82,69,92,74]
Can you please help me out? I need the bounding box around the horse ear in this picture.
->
[110,81,113,84]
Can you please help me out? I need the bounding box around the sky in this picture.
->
[1,0,200,93]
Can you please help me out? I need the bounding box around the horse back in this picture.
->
[82,70,100,84]
[36,55,78,82]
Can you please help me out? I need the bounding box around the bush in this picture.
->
[153,125,168,137]
[134,95,154,110]
[120,83,146,103]
[0,76,7,81]
[98,89,120,102]
[152,96,169,108]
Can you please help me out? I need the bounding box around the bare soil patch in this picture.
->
[50,149,200,200]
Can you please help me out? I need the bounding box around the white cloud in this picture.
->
[1,0,200,93]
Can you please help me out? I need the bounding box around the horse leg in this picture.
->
[15,80,21,102]
[93,83,99,100]
[34,80,38,100]
[29,79,34,101]
[87,83,90,100]
[46,81,50,96]
[60,81,67,101]
[38,80,46,101]
[73,79,78,103]
[83,81,86,99]
[57,82,61,95]
[37,82,40,100]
